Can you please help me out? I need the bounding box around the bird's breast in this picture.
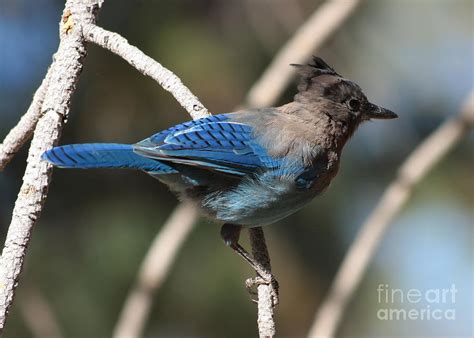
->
[199,151,341,227]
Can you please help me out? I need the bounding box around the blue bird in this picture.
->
[43,57,397,293]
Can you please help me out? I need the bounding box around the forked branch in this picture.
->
[0,0,104,331]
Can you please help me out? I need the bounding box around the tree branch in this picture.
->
[0,68,52,171]
[307,90,474,338]
[244,3,361,335]
[82,24,209,120]
[0,0,104,332]
[249,227,276,338]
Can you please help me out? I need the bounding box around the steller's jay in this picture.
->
[43,57,397,294]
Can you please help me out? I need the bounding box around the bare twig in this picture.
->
[307,91,474,338]
[244,2,360,334]
[243,3,361,330]
[0,0,104,331]
[113,203,198,338]
[0,69,52,171]
[112,1,362,336]
[246,0,361,108]
[19,286,63,338]
[249,227,276,338]
[82,24,209,120]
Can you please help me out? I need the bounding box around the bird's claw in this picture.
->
[245,275,280,306]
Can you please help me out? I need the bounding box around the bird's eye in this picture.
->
[348,98,361,112]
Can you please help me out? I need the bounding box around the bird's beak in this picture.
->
[364,102,398,120]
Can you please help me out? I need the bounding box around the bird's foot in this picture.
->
[245,275,280,306]
[221,223,279,307]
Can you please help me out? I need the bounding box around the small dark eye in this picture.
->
[348,98,361,112]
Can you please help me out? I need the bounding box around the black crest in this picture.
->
[291,56,341,91]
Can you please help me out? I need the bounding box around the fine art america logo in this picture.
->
[376,284,457,321]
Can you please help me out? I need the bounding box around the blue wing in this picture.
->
[133,114,280,176]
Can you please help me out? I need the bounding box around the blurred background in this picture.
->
[1,0,472,337]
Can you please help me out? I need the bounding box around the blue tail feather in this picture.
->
[42,143,175,173]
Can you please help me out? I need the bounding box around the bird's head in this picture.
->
[292,56,397,126]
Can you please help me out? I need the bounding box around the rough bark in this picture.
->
[0,0,103,331]
[0,69,52,171]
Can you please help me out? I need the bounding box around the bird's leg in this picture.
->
[220,223,279,306]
